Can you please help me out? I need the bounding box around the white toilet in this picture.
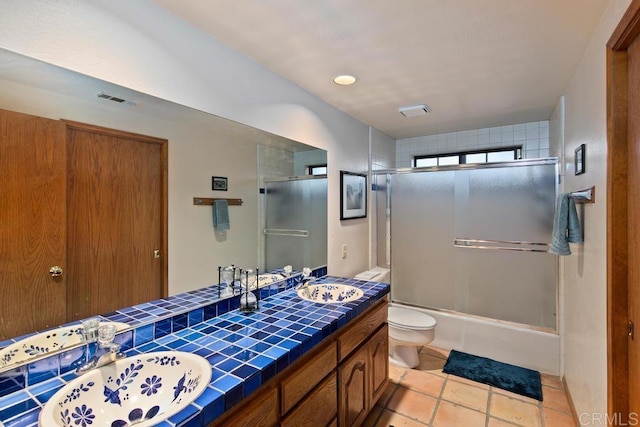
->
[355,268,438,369]
[387,305,437,368]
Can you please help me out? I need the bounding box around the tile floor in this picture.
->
[363,346,576,427]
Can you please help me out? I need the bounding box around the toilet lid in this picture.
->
[388,306,437,330]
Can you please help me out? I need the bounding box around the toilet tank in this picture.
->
[355,267,390,283]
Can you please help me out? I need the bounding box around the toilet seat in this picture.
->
[388,306,436,330]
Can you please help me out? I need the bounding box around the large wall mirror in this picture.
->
[0,48,327,370]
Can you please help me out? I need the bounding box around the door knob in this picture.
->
[49,266,63,277]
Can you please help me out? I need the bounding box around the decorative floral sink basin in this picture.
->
[39,351,211,427]
[297,283,364,304]
[0,322,128,369]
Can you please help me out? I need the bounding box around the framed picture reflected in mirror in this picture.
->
[212,176,228,191]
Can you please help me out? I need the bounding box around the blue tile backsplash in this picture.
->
[0,266,388,427]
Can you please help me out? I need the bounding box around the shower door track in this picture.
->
[372,157,559,176]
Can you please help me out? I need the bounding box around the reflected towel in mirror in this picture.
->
[213,199,230,231]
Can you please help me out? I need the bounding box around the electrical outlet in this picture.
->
[341,244,347,259]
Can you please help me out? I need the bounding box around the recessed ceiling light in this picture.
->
[333,75,357,86]
[399,104,431,117]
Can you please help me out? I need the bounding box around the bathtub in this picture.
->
[390,302,561,375]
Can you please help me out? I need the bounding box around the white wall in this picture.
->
[561,0,630,419]
[0,0,374,281]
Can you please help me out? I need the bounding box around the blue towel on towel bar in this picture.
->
[213,200,230,231]
[549,193,583,256]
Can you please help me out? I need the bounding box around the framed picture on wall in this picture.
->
[212,176,228,191]
[575,144,586,175]
[340,170,367,220]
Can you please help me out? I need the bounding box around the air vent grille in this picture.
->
[399,104,431,117]
[97,92,136,106]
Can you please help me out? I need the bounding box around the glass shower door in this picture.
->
[264,177,327,271]
[388,160,558,329]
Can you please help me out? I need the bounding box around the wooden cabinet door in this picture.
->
[369,325,389,406]
[0,109,67,340]
[208,387,278,427]
[338,345,369,427]
[281,341,337,414]
[281,374,337,427]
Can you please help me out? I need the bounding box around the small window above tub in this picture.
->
[308,164,327,176]
[413,146,522,168]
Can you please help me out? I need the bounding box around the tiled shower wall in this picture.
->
[293,150,327,176]
[369,121,551,269]
[395,121,550,168]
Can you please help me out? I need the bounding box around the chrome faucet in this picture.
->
[76,324,125,375]
[281,265,293,278]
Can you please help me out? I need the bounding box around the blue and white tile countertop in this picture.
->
[0,274,389,427]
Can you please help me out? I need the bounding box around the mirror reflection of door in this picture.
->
[65,122,166,321]
[0,109,67,340]
[0,109,167,340]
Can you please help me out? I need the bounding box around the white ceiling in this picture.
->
[153,0,608,140]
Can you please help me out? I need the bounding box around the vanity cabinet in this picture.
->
[369,325,390,406]
[222,387,279,427]
[208,298,388,427]
[281,373,338,426]
[337,303,389,427]
[338,323,390,426]
[338,344,369,426]
[280,341,337,414]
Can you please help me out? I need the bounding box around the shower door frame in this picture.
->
[374,157,560,331]
[263,174,328,271]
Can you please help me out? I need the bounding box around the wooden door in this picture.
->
[0,109,67,340]
[338,346,369,427]
[65,122,167,321]
[608,0,640,418]
[368,325,389,406]
[628,34,640,418]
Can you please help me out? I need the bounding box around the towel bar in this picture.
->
[569,186,595,204]
[193,197,243,206]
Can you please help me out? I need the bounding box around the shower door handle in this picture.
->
[454,238,550,253]
[263,228,309,237]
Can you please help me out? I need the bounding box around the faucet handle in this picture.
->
[97,324,117,348]
[108,343,126,361]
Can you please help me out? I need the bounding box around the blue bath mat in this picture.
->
[442,350,543,401]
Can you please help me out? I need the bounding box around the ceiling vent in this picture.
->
[399,104,431,117]
[97,92,136,106]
